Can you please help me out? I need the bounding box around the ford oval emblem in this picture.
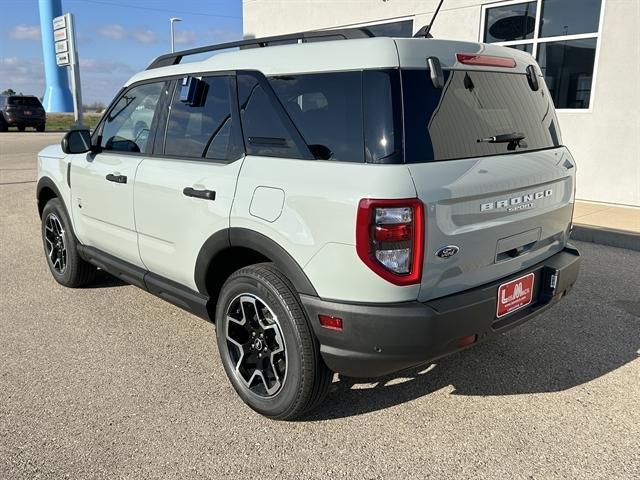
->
[435,245,459,259]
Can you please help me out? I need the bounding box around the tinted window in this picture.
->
[537,38,597,109]
[484,2,537,42]
[164,76,242,161]
[269,72,364,162]
[403,69,561,162]
[367,20,413,38]
[539,0,601,38]
[8,96,43,107]
[100,82,164,153]
[363,70,402,164]
[507,43,533,54]
[237,73,305,158]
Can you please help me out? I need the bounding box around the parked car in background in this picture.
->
[0,95,46,132]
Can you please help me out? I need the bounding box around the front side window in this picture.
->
[482,0,602,109]
[100,82,165,153]
[164,75,243,161]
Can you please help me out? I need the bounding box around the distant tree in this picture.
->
[2,88,16,95]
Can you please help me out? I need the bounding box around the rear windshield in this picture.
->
[403,69,561,163]
[8,97,42,107]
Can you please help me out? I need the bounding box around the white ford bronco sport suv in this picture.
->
[37,28,580,419]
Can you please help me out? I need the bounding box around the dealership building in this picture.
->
[243,0,639,207]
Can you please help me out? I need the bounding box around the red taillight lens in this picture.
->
[356,198,424,286]
[319,315,343,331]
[456,53,516,68]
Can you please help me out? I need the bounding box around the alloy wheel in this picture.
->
[225,294,287,398]
[44,213,67,274]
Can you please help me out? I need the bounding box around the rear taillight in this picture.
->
[456,53,516,68]
[356,198,424,286]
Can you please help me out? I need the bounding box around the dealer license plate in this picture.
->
[496,272,535,318]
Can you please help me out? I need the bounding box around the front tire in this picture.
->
[17,124,25,131]
[216,263,332,420]
[41,198,96,287]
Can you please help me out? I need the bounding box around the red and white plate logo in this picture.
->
[496,272,535,318]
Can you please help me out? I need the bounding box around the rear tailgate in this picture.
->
[396,39,575,301]
[408,148,575,301]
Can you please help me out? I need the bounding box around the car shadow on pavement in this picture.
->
[303,293,640,421]
[85,270,128,289]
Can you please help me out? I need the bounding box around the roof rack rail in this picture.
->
[146,28,375,70]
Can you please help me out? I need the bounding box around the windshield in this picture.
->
[403,69,561,162]
[8,97,42,107]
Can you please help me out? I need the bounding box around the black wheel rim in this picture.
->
[225,294,287,398]
[44,213,67,274]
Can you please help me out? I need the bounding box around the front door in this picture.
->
[71,81,168,267]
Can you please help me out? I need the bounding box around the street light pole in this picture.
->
[170,17,182,53]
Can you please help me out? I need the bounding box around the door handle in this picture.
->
[183,187,216,201]
[106,173,127,184]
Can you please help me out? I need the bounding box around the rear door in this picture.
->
[134,74,245,290]
[71,81,167,267]
[401,66,575,301]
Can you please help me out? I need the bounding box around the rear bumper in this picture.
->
[3,113,45,126]
[301,245,580,377]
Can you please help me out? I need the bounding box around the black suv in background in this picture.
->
[0,95,46,132]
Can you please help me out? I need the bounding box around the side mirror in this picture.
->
[61,129,92,154]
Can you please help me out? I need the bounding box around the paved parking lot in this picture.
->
[1,132,639,479]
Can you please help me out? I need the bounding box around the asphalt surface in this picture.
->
[1,132,639,479]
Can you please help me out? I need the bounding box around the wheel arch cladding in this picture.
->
[36,177,62,217]
[194,228,318,303]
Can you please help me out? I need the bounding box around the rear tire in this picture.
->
[215,263,332,420]
[41,198,96,288]
[0,116,7,132]
[17,125,25,132]
[36,123,45,132]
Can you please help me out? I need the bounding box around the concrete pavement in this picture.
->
[1,132,639,479]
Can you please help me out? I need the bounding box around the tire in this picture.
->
[0,116,7,132]
[216,263,332,420]
[41,198,96,288]
[36,123,45,132]
[17,125,25,132]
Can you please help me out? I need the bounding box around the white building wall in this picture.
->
[243,0,640,207]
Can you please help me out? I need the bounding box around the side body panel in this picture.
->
[134,157,244,291]
[70,152,144,267]
[37,145,71,216]
[231,155,419,303]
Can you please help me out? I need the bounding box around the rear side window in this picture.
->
[403,69,561,162]
[268,70,403,163]
[100,82,165,153]
[269,72,364,162]
[164,76,243,161]
[237,73,305,159]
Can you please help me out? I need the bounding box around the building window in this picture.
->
[366,20,413,38]
[481,0,603,109]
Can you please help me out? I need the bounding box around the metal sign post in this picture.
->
[53,13,83,128]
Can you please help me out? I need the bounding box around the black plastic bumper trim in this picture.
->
[301,245,581,377]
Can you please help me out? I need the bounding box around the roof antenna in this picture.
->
[414,0,445,38]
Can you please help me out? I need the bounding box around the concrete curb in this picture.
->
[571,224,640,251]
